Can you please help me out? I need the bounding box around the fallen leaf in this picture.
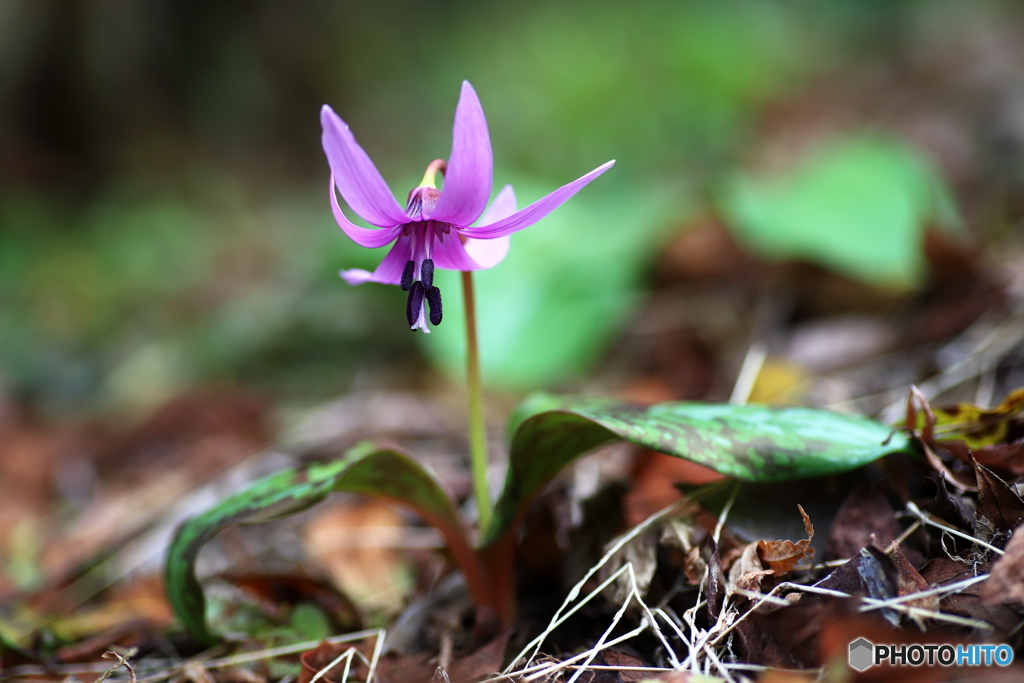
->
[922,474,975,531]
[305,499,416,613]
[757,505,814,574]
[972,457,1024,545]
[602,650,648,682]
[920,558,1021,634]
[824,485,901,561]
[982,523,1024,605]
[727,542,773,593]
[815,547,899,625]
[705,538,725,622]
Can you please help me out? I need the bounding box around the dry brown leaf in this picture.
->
[824,485,901,561]
[921,558,1021,634]
[304,499,415,612]
[972,457,1024,544]
[982,523,1024,605]
[728,542,773,593]
[756,505,814,575]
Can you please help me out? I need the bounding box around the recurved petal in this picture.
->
[339,233,413,286]
[321,105,409,228]
[330,175,403,248]
[461,184,516,268]
[431,231,489,272]
[478,184,517,224]
[427,82,492,226]
[460,160,615,239]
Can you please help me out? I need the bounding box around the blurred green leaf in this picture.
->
[483,395,915,545]
[719,136,962,287]
[164,442,476,644]
[419,181,681,390]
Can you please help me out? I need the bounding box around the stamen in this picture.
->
[400,260,415,291]
[426,286,442,326]
[406,281,425,327]
[421,258,435,289]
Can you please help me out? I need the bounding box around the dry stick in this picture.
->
[729,342,767,405]
[504,498,691,674]
[518,626,649,682]
[308,649,355,683]
[96,650,137,683]
[877,306,1024,422]
[563,578,638,683]
[130,630,385,683]
[562,563,679,682]
[823,304,1024,419]
[906,502,1005,556]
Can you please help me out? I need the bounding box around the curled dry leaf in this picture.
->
[728,542,773,593]
[756,505,814,574]
[972,456,1024,545]
[683,545,706,585]
[725,506,815,595]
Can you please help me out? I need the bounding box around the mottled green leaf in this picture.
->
[483,396,915,545]
[164,442,478,644]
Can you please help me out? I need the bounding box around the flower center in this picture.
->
[401,255,442,328]
[399,160,451,331]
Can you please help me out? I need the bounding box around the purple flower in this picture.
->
[321,81,614,332]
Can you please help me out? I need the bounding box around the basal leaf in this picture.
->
[165,442,481,644]
[483,397,915,545]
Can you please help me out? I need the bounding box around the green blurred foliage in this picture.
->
[719,137,963,288]
[0,0,999,407]
[421,179,682,389]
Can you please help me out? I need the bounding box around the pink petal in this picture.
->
[478,184,517,224]
[330,175,403,248]
[460,160,615,239]
[339,234,413,286]
[426,82,493,226]
[461,185,516,268]
[463,235,511,269]
[431,231,488,271]
[321,105,409,228]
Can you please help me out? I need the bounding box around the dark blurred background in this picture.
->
[2,0,1024,419]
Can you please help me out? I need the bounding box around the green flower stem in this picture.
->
[461,270,491,531]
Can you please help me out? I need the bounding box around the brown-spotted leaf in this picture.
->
[486,395,914,546]
[164,442,483,645]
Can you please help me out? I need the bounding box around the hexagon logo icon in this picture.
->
[849,638,874,672]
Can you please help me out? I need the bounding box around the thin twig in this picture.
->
[906,502,1005,556]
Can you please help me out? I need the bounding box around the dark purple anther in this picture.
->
[420,258,435,289]
[400,260,415,291]
[426,286,442,326]
[406,281,424,326]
